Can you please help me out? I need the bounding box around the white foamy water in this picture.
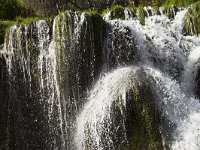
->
[145,67,200,150]
[37,20,67,148]
[76,67,139,150]
[182,46,200,94]
[76,8,200,150]
[172,112,200,150]
[4,20,68,149]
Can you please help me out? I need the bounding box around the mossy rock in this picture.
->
[15,16,49,25]
[102,5,145,20]
[117,70,164,150]
[0,17,49,45]
[54,10,104,103]
[54,11,104,149]
[136,6,146,25]
[3,19,64,149]
[159,6,179,19]
[163,0,200,7]
[81,68,165,150]
[182,1,200,36]
[195,60,200,98]
[0,0,33,20]
[110,5,126,19]
[0,21,15,44]
[102,5,127,20]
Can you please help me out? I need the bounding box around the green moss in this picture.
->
[101,5,126,19]
[0,0,34,20]
[128,5,137,11]
[163,0,200,7]
[111,5,126,19]
[0,15,49,45]
[183,1,200,36]
[160,5,178,19]
[153,5,159,13]
[101,8,110,16]
[84,10,99,16]
[137,6,145,25]
[0,21,16,44]
[15,16,48,25]
[124,84,163,150]
[0,0,37,44]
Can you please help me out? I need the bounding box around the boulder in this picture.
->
[76,67,166,150]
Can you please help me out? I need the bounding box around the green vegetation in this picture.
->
[83,10,99,16]
[0,16,48,44]
[161,5,179,19]
[110,5,126,19]
[101,8,110,16]
[123,83,163,150]
[0,21,15,44]
[137,0,160,7]
[15,16,48,25]
[0,0,33,20]
[137,6,145,25]
[0,0,200,45]
[183,1,200,36]
[163,0,200,7]
[101,5,126,19]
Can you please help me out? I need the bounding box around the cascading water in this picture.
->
[1,11,103,149]
[76,67,140,150]
[1,4,200,150]
[37,20,67,149]
[3,20,67,149]
[76,7,200,150]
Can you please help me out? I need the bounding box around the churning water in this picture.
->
[76,8,200,150]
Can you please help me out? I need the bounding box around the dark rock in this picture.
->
[54,11,104,149]
[0,0,33,20]
[0,55,9,149]
[81,68,166,150]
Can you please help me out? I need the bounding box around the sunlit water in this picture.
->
[2,6,200,150]
[76,8,200,150]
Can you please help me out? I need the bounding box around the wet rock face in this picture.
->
[1,4,196,149]
[77,68,164,150]
[103,21,138,70]
[1,11,105,149]
[159,6,179,19]
[0,55,9,149]
[109,75,163,150]
[195,66,200,98]
[3,22,57,149]
[54,11,104,112]
[54,11,104,148]
[183,2,200,36]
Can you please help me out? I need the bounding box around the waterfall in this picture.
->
[181,46,200,94]
[76,8,200,150]
[3,20,66,149]
[37,20,67,149]
[1,11,104,149]
[76,67,139,150]
[1,5,200,150]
